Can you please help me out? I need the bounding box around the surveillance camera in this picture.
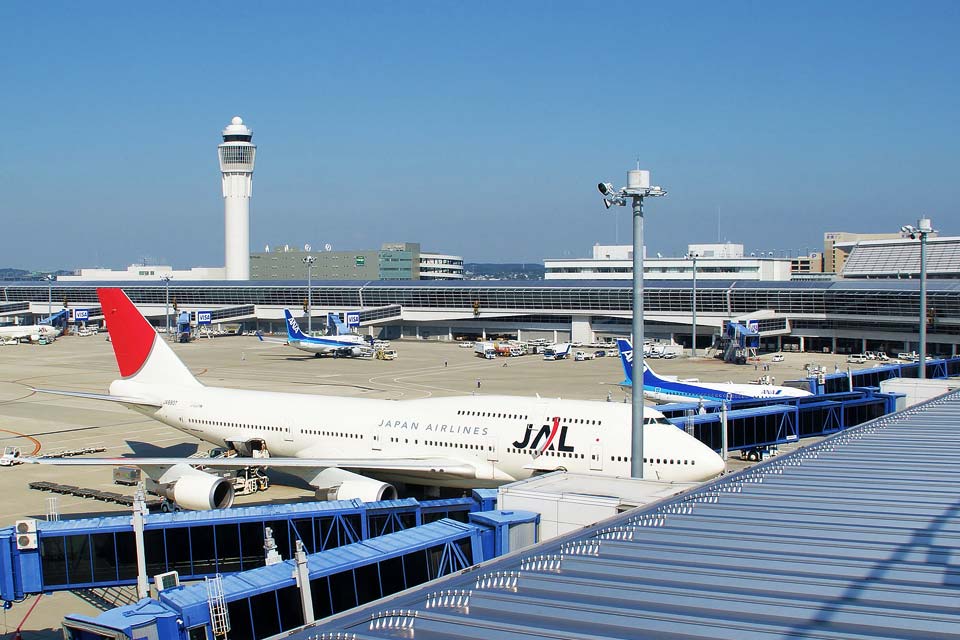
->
[603,198,614,209]
[598,182,614,196]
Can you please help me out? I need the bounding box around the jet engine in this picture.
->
[149,464,235,510]
[311,468,397,502]
[336,346,364,358]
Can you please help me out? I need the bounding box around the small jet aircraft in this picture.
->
[258,310,372,358]
[616,339,812,403]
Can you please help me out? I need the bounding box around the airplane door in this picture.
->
[485,436,498,462]
[283,422,294,443]
[590,444,603,471]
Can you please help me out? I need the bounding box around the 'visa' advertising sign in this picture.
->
[346,312,360,327]
[197,311,212,325]
[73,309,89,321]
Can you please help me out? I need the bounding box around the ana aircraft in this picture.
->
[616,339,812,404]
[258,309,372,357]
[28,289,724,510]
[0,323,59,342]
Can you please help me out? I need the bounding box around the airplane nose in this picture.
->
[703,449,726,479]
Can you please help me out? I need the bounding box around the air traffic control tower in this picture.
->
[218,116,256,280]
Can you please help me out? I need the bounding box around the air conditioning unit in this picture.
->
[154,570,180,592]
[15,519,38,550]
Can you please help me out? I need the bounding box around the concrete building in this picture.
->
[218,116,256,280]
[545,244,792,281]
[250,243,463,281]
[7,278,960,356]
[790,252,824,276]
[59,264,225,281]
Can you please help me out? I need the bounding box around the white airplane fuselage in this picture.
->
[0,324,59,341]
[112,379,725,485]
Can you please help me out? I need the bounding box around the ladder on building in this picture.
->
[206,574,230,639]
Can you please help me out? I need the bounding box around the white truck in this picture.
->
[543,343,571,361]
[0,447,23,466]
[474,341,496,359]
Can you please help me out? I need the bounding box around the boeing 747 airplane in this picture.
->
[28,290,724,510]
[616,339,812,404]
[0,323,59,342]
[258,309,372,358]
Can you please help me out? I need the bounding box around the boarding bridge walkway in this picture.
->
[0,493,497,604]
[61,509,538,640]
[658,388,898,456]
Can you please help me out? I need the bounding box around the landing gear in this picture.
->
[742,448,763,462]
[314,353,321,358]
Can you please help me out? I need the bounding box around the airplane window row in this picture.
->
[303,429,361,439]
[611,456,696,465]
[375,436,493,452]
[504,448,585,459]
[191,418,287,433]
[559,417,602,426]
[457,410,528,420]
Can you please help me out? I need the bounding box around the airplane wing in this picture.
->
[255,332,289,345]
[21,456,478,478]
[31,388,163,408]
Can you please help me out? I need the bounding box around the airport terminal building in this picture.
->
[2,278,959,356]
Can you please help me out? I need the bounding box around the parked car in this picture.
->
[771,353,784,363]
[593,350,607,358]
[847,355,866,364]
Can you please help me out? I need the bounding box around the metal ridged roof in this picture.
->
[7,278,960,292]
[288,391,960,639]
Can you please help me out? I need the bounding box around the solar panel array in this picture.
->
[843,241,960,277]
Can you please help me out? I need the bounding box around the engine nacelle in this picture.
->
[311,468,397,502]
[151,465,235,510]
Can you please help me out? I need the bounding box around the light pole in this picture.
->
[901,218,937,378]
[160,275,172,336]
[45,274,55,318]
[303,255,316,335]
[598,167,667,479]
[688,252,698,358]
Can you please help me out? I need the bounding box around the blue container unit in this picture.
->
[1,496,479,605]
[63,517,508,640]
[468,510,540,559]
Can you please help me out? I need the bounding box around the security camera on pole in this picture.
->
[900,218,937,378]
[597,166,667,479]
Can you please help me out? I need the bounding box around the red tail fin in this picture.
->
[97,288,200,386]
[98,288,157,377]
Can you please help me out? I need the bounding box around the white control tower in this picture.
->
[218,116,256,280]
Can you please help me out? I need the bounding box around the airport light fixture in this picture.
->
[597,167,667,480]
[160,275,172,337]
[687,252,699,358]
[901,218,937,378]
[45,274,55,318]
[303,255,316,334]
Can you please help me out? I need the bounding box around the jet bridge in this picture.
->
[0,496,487,604]
[60,511,538,640]
[659,388,897,457]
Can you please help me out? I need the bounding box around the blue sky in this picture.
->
[2,1,957,270]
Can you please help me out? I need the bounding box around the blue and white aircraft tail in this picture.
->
[615,339,812,403]
[257,310,371,358]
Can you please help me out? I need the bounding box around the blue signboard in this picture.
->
[197,311,212,325]
[346,312,360,328]
[73,309,89,322]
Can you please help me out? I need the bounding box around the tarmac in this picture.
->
[0,333,856,638]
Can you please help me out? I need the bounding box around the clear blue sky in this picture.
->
[2,1,957,270]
